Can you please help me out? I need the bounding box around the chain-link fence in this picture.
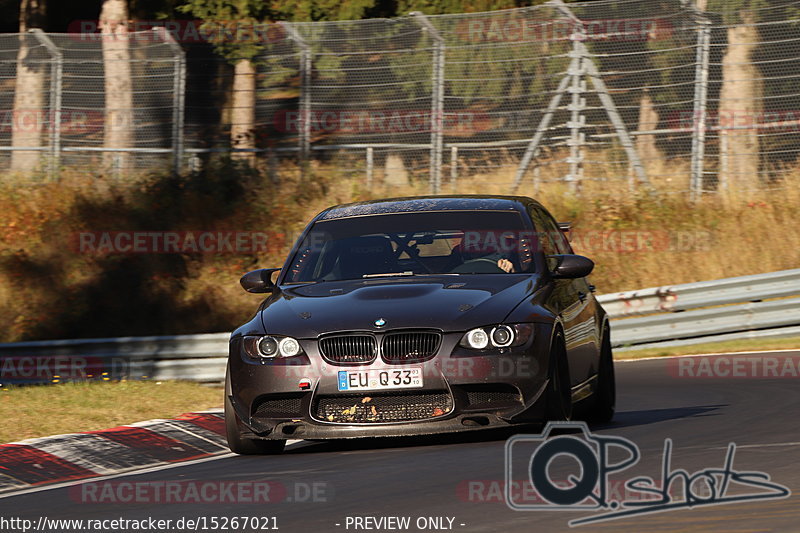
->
[1,28,183,176]
[4,0,800,197]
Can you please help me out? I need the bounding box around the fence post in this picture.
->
[411,12,445,194]
[30,30,62,181]
[515,2,649,193]
[366,146,374,188]
[719,130,728,193]
[512,61,574,191]
[450,145,458,189]
[281,23,312,168]
[158,28,186,175]
[690,17,711,201]
[545,0,649,192]
[580,43,649,190]
[566,39,587,193]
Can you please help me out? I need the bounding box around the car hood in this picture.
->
[259,275,541,337]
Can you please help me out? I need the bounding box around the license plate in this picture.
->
[337,368,423,391]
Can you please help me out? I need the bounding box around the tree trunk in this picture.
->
[718,11,761,193]
[10,0,47,174]
[635,89,661,168]
[231,59,256,164]
[100,0,133,172]
[384,153,410,188]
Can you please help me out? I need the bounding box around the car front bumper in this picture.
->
[228,324,554,441]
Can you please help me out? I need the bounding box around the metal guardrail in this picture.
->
[600,269,800,350]
[598,269,800,318]
[0,333,228,385]
[1,269,799,384]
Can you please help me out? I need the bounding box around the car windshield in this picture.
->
[283,211,534,283]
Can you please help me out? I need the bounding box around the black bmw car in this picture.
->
[226,196,614,454]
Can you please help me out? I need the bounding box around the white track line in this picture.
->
[0,440,303,500]
[161,421,229,449]
[616,348,800,363]
[710,441,800,450]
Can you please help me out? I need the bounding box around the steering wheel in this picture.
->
[449,258,504,274]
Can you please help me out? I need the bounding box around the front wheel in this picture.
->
[225,364,286,455]
[545,329,572,421]
[587,326,615,424]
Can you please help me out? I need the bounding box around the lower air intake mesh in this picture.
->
[315,391,453,423]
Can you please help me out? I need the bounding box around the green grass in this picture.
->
[0,380,223,443]
[615,336,800,360]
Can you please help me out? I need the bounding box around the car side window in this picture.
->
[526,206,560,274]
[527,206,557,256]
[535,207,573,255]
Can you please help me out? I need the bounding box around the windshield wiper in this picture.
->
[362,271,415,278]
[361,271,461,279]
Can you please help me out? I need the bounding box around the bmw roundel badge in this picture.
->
[374,318,387,327]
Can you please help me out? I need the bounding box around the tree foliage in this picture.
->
[177,0,274,60]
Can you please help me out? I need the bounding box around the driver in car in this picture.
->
[448,232,517,273]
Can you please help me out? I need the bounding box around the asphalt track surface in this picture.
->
[2,352,799,532]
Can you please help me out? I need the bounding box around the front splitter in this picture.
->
[245,412,537,441]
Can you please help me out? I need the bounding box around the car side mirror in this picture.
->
[240,268,281,293]
[550,254,594,279]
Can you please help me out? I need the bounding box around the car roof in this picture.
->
[316,195,541,221]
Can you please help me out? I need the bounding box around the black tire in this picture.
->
[587,325,615,424]
[224,365,286,455]
[545,328,572,421]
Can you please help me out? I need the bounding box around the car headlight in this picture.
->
[242,335,304,359]
[459,324,533,350]
[258,336,278,356]
[278,337,301,357]
[491,325,514,347]
[464,328,489,349]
